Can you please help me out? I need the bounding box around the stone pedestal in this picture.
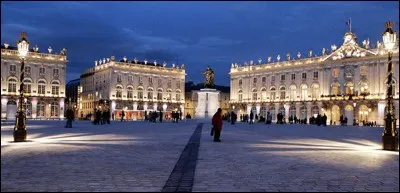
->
[195,89,220,119]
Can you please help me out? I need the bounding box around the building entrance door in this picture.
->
[344,105,354,126]
[6,100,17,120]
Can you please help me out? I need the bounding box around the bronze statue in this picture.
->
[203,66,215,88]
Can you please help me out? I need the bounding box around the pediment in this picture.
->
[321,41,377,62]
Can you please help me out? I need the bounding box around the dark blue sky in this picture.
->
[1,1,398,86]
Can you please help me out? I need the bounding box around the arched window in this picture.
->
[8,78,17,93]
[300,105,307,120]
[23,100,32,117]
[23,79,32,94]
[270,106,276,121]
[311,83,320,99]
[176,89,181,101]
[252,88,257,100]
[166,89,172,100]
[238,90,243,101]
[290,85,297,100]
[127,86,133,99]
[301,84,308,100]
[37,101,45,117]
[137,87,144,99]
[38,80,46,95]
[279,106,285,116]
[116,85,123,98]
[51,80,60,95]
[51,102,59,117]
[289,105,296,118]
[280,86,286,100]
[261,88,267,101]
[148,87,154,100]
[157,88,163,100]
[270,87,276,100]
[331,82,340,95]
[261,106,266,118]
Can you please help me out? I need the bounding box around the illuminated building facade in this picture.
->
[1,35,68,120]
[79,57,186,120]
[230,28,399,125]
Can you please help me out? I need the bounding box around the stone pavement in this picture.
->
[1,120,399,192]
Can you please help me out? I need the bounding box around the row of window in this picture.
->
[9,65,60,76]
[249,105,319,120]
[15,101,60,117]
[239,72,318,86]
[7,79,60,95]
[238,85,320,101]
[118,74,181,87]
[116,87,181,100]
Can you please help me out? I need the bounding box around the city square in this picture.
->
[1,1,399,192]
[1,120,399,192]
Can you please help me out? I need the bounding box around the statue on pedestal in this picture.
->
[203,66,215,88]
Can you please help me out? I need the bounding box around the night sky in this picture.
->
[1,1,398,86]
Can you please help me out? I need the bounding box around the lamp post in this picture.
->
[353,102,356,126]
[14,32,30,142]
[382,21,398,151]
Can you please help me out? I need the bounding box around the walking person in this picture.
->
[159,110,163,123]
[249,111,254,124]
[65,108,74,128]
[212,108,223,142]
[121,110,125,122]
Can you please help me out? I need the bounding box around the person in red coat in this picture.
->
[212,108,223,142]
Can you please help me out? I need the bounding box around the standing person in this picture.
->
[106,110,111,124]
[112,113,115,121]
[322,114,327,126]
[179,111,182,121]
[212,108,223,142]
[250,111,254,124]
[159,110,163,123]
[65,108,74,128]
[121,110,125,122]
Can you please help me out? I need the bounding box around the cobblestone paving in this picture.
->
[193,123,399,192]
[1,120,196,192]
[2,120,399,192]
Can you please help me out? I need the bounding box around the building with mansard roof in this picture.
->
[1,33,68,120]
[229,25,399,126]
[79,57,186,120]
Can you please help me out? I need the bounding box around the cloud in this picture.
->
[196,37,242,48]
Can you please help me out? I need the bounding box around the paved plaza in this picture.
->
[1,120,399,192]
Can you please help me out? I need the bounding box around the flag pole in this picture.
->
[350,17,352,32]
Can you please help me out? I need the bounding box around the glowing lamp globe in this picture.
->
[17,38,30,59]
[382,21,397,51]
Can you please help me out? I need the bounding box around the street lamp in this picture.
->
[13,32,30,142]
[382,21,398,151]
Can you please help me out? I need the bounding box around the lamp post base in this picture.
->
[382,135,399,151]
[13,130,27,142]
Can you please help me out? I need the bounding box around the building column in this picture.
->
[377,100,385,126]
[59,98,65,119]
[266,103,270,112]
[111,100,116,113]
[306,102,312,123]
[395,100,399,126]
[163,103,167,112]
[31,97,38,119]
[317,101,323,115]
[1,97,8,119]
[295,102,301,119]
[246,103,252,115]
[46,103,51,119]
[256,103,261,115]
[133,102,138,111]
[144,102,148,111]
[274,103,280,121]
[154,103,158,112]
[180,104,184,119]
[284,103,290,122]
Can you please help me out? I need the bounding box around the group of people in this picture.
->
[145,111,163,123]
[171,111,182,123]
[223,111,237,125]
[288,115,308,124]
[93,108,111,125]
[309,114,328,126]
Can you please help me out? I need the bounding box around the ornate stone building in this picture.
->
[1,34,68,120]
[229,29,399,125]
[79,57,186,120]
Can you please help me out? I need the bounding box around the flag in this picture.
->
[346,19,351,26]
